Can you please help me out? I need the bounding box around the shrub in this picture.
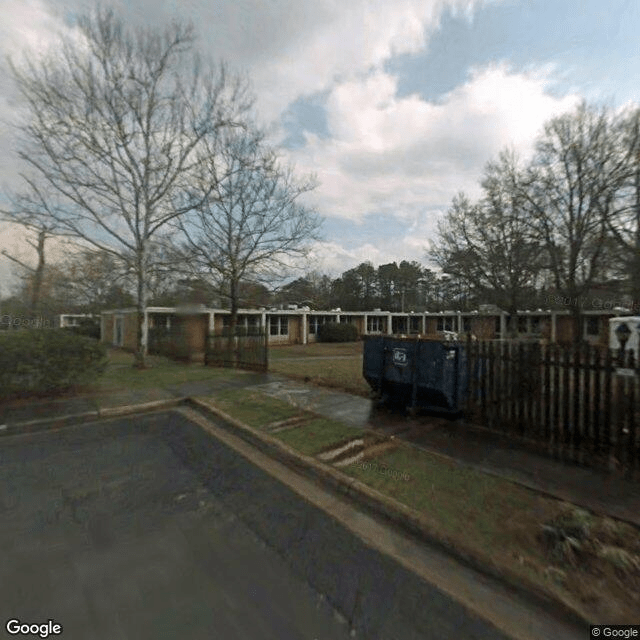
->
[64,318,101,340]
[148,326,191,360]
[317,322,359,343]
[0,328,107,398]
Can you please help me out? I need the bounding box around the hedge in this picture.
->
[0,329,107,398]
[64,319,101,340]
[317,321,359,342]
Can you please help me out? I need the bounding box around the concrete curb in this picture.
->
[187,396,592,632]
[0,398,184,438]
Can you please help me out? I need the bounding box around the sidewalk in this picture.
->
[2,375,639,527]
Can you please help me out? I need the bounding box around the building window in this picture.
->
[392,317,407,334]
[410,316,422,334]
[367,316,385,333]
[518,316,528,333]
[463,318,471,333]
[437,316,455,332]
[309,315,331,334]
[495,316,502,335]
[530,316,540,333]
[585,316,599,337]
[270,315,288,336]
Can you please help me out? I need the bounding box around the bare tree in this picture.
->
[57,248,134,313]
[518,102,630,344]
[175,126,320,334]
[8,7,252,365]
[606,106,640,305]
[0,177,73,317]
[430,151,543,333]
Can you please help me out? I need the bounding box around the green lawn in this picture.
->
[208,388,301,427]
[89,348,247,392]
[268,341,370,396]
[269,341,363,360]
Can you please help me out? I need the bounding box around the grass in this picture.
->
[268,341,370,397]
[89,348,247,393]
[269,341,363,360]
[204,386,640,624]
[209,388,361,456]
[269,417,362,456]
[208,388,301,428]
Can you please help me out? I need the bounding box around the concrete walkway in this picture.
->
[2,374,639,527]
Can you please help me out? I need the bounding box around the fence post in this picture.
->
[487,341,495,428]
[603,348,613,464]
[480,340,488,422]
[582,343,591,463]
[542,343,550,445]
[626,349,636,472]
[561,347,571,459]
[592,347,602,462]
[572,344,582,462]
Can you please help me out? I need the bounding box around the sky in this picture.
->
[1,0,639,297]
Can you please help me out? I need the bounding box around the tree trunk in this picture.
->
[134,250,148,368]
[30,229,46,318]
[229,278,238,366]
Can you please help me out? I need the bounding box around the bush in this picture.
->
[64,318,101,340]
[148,326,191,360]
[317,322,359,343]
[0,329,107,398]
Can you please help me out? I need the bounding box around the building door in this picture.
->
[114,316,123,347]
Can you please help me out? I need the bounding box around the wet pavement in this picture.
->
[252,379,374,427]
[0,410,514,640]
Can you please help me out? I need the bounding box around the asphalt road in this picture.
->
[0,410,512,640]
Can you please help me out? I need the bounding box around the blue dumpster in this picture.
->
[363,335,468,414]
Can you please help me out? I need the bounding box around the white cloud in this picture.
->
[234,0,495,122]
[0,0,582,286]
[287,63,580,225]
[301,226,441,277]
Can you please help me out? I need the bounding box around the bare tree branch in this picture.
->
[8,7,253,365]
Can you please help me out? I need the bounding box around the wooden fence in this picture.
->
[205,331,268,372]
[463,340,640,473]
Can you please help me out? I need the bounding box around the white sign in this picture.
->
[392,348,408,366]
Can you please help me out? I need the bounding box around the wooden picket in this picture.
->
[463,339,640,474]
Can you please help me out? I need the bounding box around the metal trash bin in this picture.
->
[363,335,468,414]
